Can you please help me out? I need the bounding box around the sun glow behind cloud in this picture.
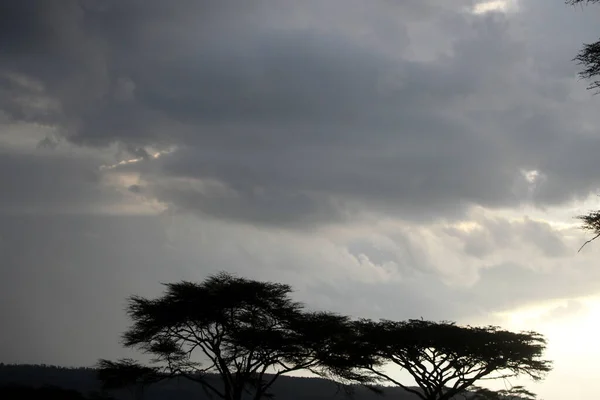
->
[482,296,600,398]
[471,0,512,14]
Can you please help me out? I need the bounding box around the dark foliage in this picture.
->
[331,319,551,400]
[567,0,600,91]
[96,359,164,400]
[0,383,115,400]
[467,385,537,400]
[0,364,422,400]
[576,210,600,251]
[568,1,600,247]
[97,359,163,389]
[95,272,550,400]
[101,272,355,400]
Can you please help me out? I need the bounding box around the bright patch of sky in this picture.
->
[471,1,513,14]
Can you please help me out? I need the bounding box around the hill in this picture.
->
[0,363,420,400]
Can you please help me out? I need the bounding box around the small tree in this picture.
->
[101,272,353,400]
[97,359,162,400]
[335,319,551,400]
[467,385,538,400]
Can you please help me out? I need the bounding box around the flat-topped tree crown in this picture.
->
[107,272,352,400]
[124,272,302,343]
[334,319,551,400]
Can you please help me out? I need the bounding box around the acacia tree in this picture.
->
[99,272,354,400]
[334,319,551,400]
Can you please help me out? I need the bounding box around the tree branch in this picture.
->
[578,233,600,252]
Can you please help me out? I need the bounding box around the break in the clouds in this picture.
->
[3,1,600,399]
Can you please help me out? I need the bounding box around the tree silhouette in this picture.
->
[0,384,104,400]
[101,272,354,400]
[576,209,600,252]
[467,385,538,400]
[333,319,551,400]
[97,359,162,400]
[567,1,600,91]
[567,1,600,248]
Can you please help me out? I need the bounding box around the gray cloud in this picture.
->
[0,149,117,215]
[444,215,569,259]
[0,214,175,365]
[540,300,586,322]
[3,0,600,227]
[0,208,597,369]
[465,260,600,313]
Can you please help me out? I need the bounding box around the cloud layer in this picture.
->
[2,2,600,398]
[3,0,600,226]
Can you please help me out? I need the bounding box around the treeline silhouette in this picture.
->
[95,273,548,400]
[0,364,418,400]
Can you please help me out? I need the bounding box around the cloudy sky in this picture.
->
[2,0,600,398]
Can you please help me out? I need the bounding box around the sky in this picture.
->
[1,0,600,398]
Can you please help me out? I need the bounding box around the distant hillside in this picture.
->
[0,364,421,400]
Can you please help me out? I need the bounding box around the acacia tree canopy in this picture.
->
[100,272,353,400]
[334,319,551,400]
[98,273,551,400]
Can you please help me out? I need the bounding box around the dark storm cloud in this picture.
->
[145,179,351,228]
[2,0,600,227]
